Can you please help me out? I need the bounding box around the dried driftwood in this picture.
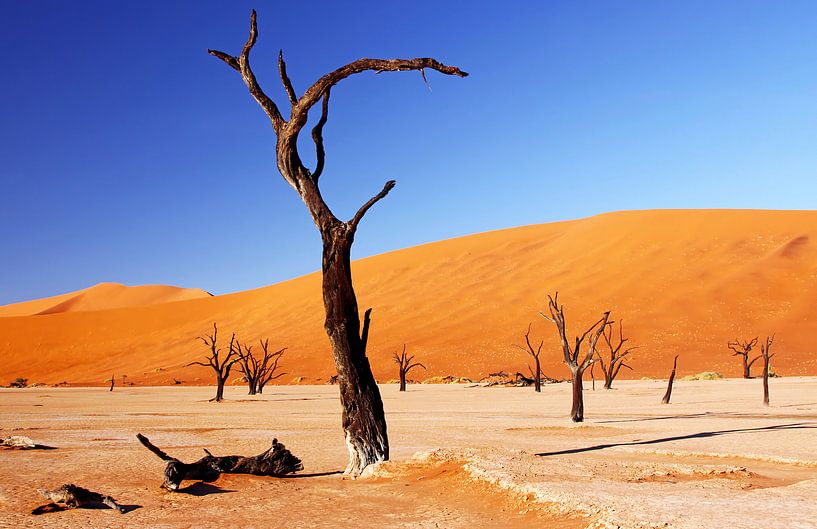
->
[136,433,303,490]
[32,484,125,514]
[2,435,35,449]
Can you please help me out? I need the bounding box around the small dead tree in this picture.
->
[236,338,286,394]
[661,355,679,404]
[541,292,610,422]
[760,335,775,406]
[256,339,287,394]
[513,323,544,392]
[727,337,760,379]
[599,320,636,389]
[236,340,259,395]
[209,10,466,476]
[393,345,425,392]
[109,374,115,392]
[187,323,240,402]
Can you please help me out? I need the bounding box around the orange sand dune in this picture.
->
[0,282,211,317]
[1,209,815,386]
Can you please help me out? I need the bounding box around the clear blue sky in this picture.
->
[2,1,816,305]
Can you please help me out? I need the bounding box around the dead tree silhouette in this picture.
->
[393,345,425,392]
[727,337,760,379]
[513,323,545,392]
[598,320,636,389]
[661,354,679,404]
[208,10,466,476]
[760,335,775,406]
[187,324,240,402]
[541,292,610,422]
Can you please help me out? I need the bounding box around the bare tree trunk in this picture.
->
[109,374,115,392]
[322,229,388,474]
[399,369,407,392]
[661,355,678,404]
[534,357,542,393]
[214,376,226,403]
[603,371,613,390]
[762,362,770,406]
[742,357,751,379]
[570,368,585,422]
[760,335,774,406]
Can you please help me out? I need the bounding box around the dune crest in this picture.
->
[0,282,212,317]
[0,209,816,386]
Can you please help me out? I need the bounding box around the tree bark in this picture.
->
[603,372,613,390]
[534,358,542,393]
[214,377,225,403]
[399,370,407,392]
[570,369,585,422]
[762,363,770,406]
[661,355,678,404]
[322,228,388,475]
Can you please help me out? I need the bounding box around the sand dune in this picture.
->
[0,282,211,317]
[0,209,815,386]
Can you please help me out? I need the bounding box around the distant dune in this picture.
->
[0,282,211,317]
[0,210,815,386]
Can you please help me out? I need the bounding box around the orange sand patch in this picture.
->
[0,282,210,317]
[1,209,816,385]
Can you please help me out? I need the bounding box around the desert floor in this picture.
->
[1,378,816,529]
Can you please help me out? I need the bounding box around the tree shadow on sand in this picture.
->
[175,482,236,496]
[32,503,142,515]
[285,470,343,479]
[536,422,817,457]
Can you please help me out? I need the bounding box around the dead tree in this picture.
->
[33,484,125,515]
[513,323,544,392]
[727,337,760,379]
[541,292,610,422]
[598,320,636,389]
[392,345,425,391]
[208,10,466,476]
[256,339,286,394]
[590,362,596,390]
[236,340,259,395]
[661,355,679,404]
[760,335,775,406]
[109,374,115,392]
[136,433,302,490]
[235,338,286,394]
[187,323,240,402]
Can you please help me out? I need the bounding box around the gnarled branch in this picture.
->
[349,180,396,230]
[310,89,331,182]
[278,49,298,105]
[208,10,285,131]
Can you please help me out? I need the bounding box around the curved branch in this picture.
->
[349,180,396,229]
[311,89,331,182]
[293,57,468,126]
[278,49,298,105]
[208,10,285,131]
[186,361,211,368]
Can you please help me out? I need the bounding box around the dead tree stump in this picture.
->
[661,355,679,404]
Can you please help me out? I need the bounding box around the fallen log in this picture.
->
[32,484,125,514]
[136,433,303,490]
[2,435,35,449]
